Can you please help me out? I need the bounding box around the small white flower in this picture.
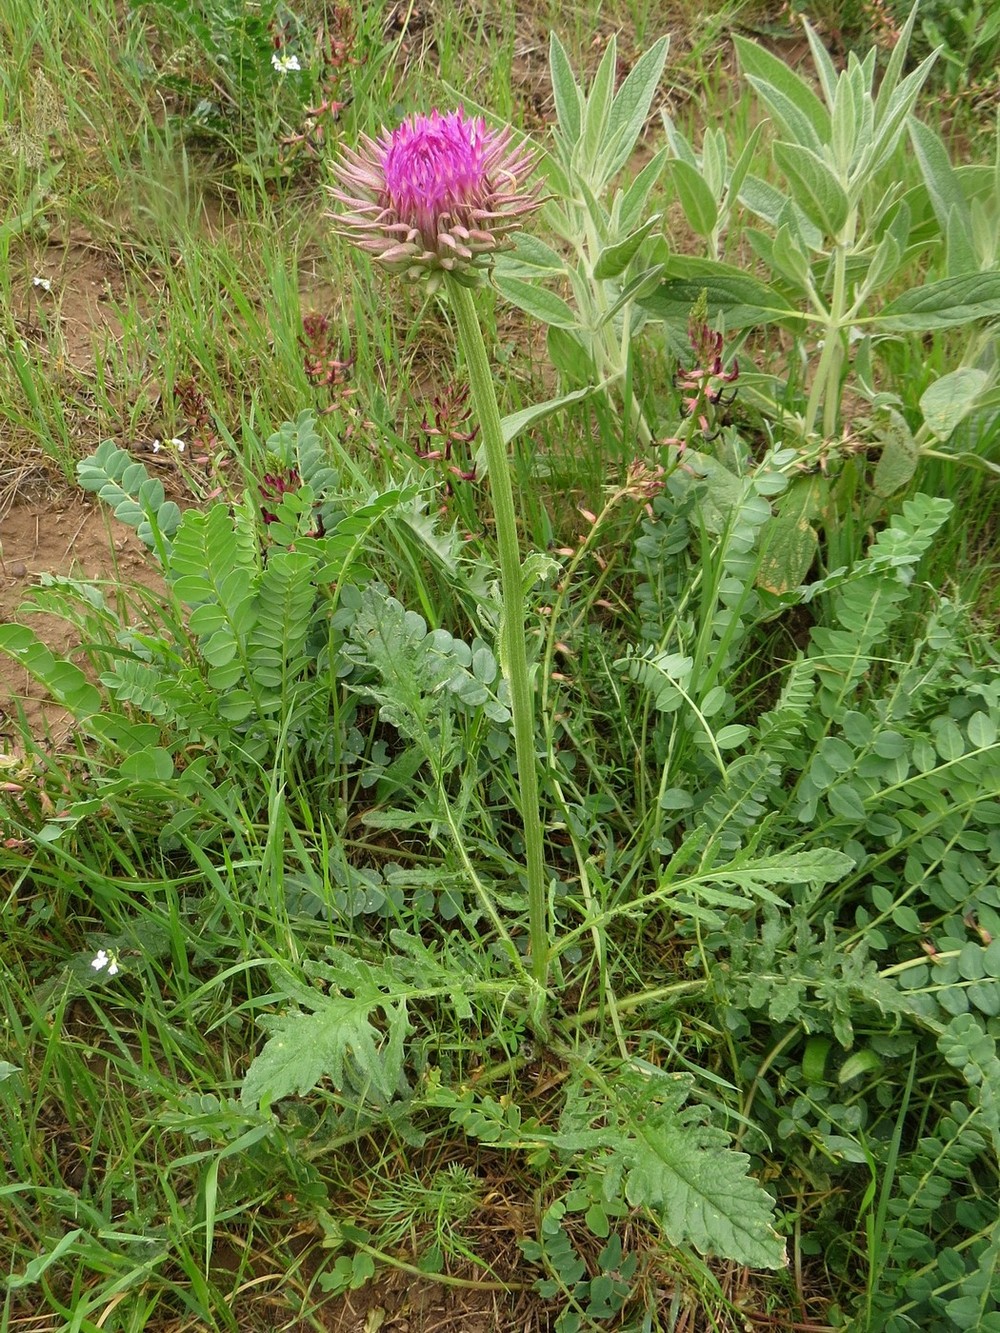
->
[271,51,301,75]
[33,276,52,292]
[151,439,162,453]
[91,949,120,975]
[170,438,186,452]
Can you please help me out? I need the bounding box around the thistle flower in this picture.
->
[329,109,540,282]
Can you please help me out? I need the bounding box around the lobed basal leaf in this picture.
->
[241,992,410,1110]
[623,1109,787,1269]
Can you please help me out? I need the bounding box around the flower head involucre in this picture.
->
[329,109,540,281]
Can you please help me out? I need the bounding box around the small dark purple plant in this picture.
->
[258,468,302,525]
[676,320,739,439]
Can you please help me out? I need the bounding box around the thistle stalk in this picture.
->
[329,108,549,993]
[447,276,549,990]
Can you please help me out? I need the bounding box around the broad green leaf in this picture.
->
[838,1049,883,1083]
[495,233,567,279]
[725,122,766,210]
[859,228,904,302]
[119,748,174,782]
[827,782,866,821]
[701,127,726,200]
[773,141,849,237]
[639,258,803,330]
[756,475,823,594]
[971,195,999,268]
[545,326,595,383]
[874,0,919,118]
[803,17,840,107]
[968,712,998,748]
[493,273,577,328]
[580,35,618,177]
[865,50,939,179]
[593,214,661,280]
[909,118,974,273]
[0,623,102,716]
[548,31,583,145]
[873,410,918,496]
[919,368,990,440]
[602,35,669,180]
[734,35,830,151]
[660,111,697,167]
[714,724,750,749]
[739,174,824,252]
[946,451,1000,478]
[201,630,238,668]
[769,223,813,290]
[668,159,719,237]
[500,385,599,444]
[597,262,666,328]
[831,70,858,177]
[738,173,793,228]
[618,145,669,234]
[873,273,1000,332]
[945,203,978,279]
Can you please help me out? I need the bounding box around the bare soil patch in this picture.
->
[18,233,131,373]
[0,493,164,746]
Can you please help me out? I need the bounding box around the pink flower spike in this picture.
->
[329,109,541,282]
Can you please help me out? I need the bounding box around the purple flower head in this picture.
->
[329,109,540,281]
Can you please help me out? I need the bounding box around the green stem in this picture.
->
[445,276,549,992]
[803,242,848,440]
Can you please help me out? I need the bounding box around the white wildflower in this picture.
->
[271,51,301,75]
[91,949,120,976]
[32,276,52,292]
